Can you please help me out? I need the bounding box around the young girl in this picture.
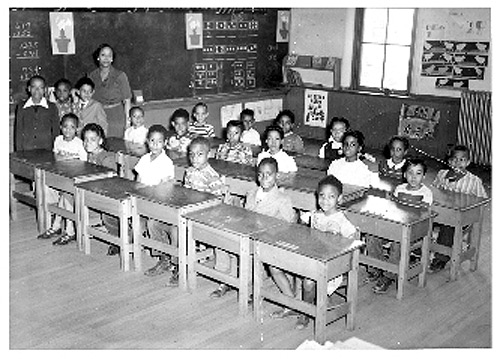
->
[318,117,349,162]
[216,120,253,165]
[366,158,433,294]
[124,106,148,144]
[167,108,193,153]
[326,130,379,188]
[53,78,74,120]
[295,175,358,329]
[276,110,304,153]
[37,114,87,244]
[256,125,297,173]
[73,76,108,135]
[378,136,409,182]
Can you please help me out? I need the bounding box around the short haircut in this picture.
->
[60,113,79,127]
[240,108,255,119]
[81,123,107,147]
[402,157,427,174]
[171,108,190,123]
[54,78,72,89]
[330,117,350,130]
[275,109,295,124]
[226,120,244,132]
[389,135,410,151]
[342,129,365,149]
[264,125,284,140]
[129,106,144,117]
[27,75,46,87]
[189,136,211,152]
[258,157,278,173]
[318,175,343,195]
[147,124,168,140]
[75,77,95,90]
[93,43,115,66]
[193,102,208,113]
[451,144,470,159]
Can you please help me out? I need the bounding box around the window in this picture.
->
[353,8,416,94]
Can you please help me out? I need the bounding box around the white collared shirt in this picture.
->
[23,97,49,109]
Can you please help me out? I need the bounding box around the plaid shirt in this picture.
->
[216,142,253,165]
[183,163,224,196]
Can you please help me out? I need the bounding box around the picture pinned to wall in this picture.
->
[398,104,440,140]
[49,12,75,55]
[186,13,203,50]
[244,99,283,123]
[304,89,328,128]
[276,10,290,43]
[435,78,469,90]
[220,103,243,128]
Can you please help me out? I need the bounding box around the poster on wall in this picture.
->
[304,89,328,128]
[276,10,290,43]
[244,99,283,122]
[186,13,203,50]
[49,12,75,55]
[397,104,440,140]
[220,103,243,128]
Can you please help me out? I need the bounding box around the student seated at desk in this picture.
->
[124,106,148,144]
[318,117,349,162]
[256,125,298,173]
[240,108,261,147]
[38,113,87,245]
[215,120,253,165]
[366,158,433,294]
[73,77,108,135]
[378,136,409,182]
[188,102,215,138]
[429,145,488,273]
[327,130,379,188]
[166,108,193,153]
[275,110,304,153]
[297,175,359,329]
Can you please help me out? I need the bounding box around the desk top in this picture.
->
[183,203,286,236]
[255,223,364,262]
[126,181,220,209]
[38,159,116,180]
[291,153,330,171]
[106,137,148,157]
[10,150,55,166]
[75,176,139,199]
[341,194,435,226]
[431,187,490,211]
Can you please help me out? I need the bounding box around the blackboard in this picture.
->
[9,8,288,103]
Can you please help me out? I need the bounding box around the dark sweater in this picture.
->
[14,100,59,151]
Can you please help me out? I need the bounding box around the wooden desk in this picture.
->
[128,182,220,290]
[291,153,330,171]
[431,188,490,281]
[183,203,286,315]
[106,137,148,179]
[75,177,138,271]
[9,150,55,230]
[342,194,435,300]
[253,224,364,343]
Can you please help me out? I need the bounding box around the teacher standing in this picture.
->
[88,43,132,138]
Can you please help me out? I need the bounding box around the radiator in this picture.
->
[457,90,492,166]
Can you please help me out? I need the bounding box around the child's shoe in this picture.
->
[166,266,179,287]
[295,315,310,330]
[428,258,447,274]
[363,270,381,284]
[37,228,62,239]
[372,275,393,294]
[144,256,171,276]
[107,245,120,256]
[209,283,231,298]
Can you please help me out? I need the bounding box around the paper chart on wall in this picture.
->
[220,103,243,128]
[244,99,283,122]
[304,89,328,128]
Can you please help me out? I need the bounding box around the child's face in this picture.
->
[278,115,293,134]
[83,130,103,154]
[343,135,361,161]
[147,131,166,156]
[257,163,277,192]
[189,143,209,169]
[331,122,347,142]
[173,117,189,136]
[227,125,242,145]
[61,119,77,141]
[266,130,282,154]
[390,140,407,163]
[448,150,470,171]
[242,115,254,130]
[318,184,342,215]
[55,83,71,102]
[193,105,208,125]
[404,164,425,189]
[130,110,144,128]
[29,78,45,102]
[98,46,114,68]
[79,84,94,102]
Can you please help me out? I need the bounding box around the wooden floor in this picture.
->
[9,202,491,349]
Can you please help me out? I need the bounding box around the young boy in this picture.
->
[15,75,59,151]
[166,108,193,153]
[124,106,148,144]
[319,117,349,161]
[366,158,433,294]
[73,76,108,135]
[276,110,304,153]
[216,120,253,165]
[429,145,488,273]
[295,175,358,329]
[188,102,215,138]
[240,108,261,146]
[257,125,298,173]
[53,78,74,120]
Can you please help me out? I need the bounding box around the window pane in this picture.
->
[362,8,388,44]
[387,9,415,45]
[359,43,384,88]
[383,45,411,91]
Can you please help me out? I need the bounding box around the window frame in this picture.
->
[351,8,417,95]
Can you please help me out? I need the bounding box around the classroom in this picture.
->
[9,6,492,350]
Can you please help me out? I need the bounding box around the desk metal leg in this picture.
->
[346,249,359,331]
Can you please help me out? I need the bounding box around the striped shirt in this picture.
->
[188,122,215,138]
[432,169,488,198]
